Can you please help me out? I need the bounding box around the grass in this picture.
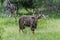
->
[0,17,60,40]
[0,1,60,40]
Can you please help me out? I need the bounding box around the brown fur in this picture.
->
[19,14,46,34]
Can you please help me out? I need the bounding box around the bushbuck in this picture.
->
[19,13,46,34]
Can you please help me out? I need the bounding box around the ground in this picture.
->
[0,17,60,40]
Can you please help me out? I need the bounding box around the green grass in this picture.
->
[0,17,60,40]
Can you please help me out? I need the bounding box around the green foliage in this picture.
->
[0,25,4,40]
[0,0,60,40]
